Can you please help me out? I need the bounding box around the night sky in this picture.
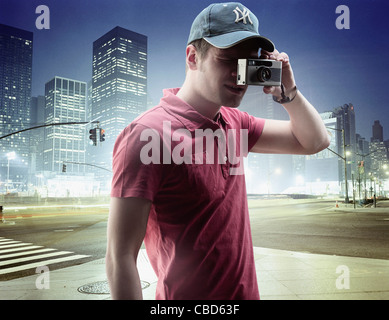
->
[1,0,388,140]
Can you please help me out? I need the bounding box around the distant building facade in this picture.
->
[371,120,383,142]
[91,26,147,180]
[0,24,33,190]
[43,76,87,174]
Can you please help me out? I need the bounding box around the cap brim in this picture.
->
[204,31,275,52]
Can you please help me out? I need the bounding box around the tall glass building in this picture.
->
[333,103,356,181]
[43,76,87,174]
[91,26,147,180]
[0,24,33,191]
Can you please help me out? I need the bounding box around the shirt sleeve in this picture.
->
[239,111,265,152]
[110,123,164,201]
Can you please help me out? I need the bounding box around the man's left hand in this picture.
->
[260,49,297,99]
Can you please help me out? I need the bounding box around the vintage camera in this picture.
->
[237,59,282,86]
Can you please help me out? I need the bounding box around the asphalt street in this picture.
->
[0,206,108,280]
[249,199,389,260]
[1,198,388,281]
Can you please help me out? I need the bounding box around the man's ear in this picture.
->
[186,45,198,71]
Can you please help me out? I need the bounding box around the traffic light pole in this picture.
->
[62,161,112,173]
[0,121,100,140]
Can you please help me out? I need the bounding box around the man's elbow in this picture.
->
[305,135,331,155]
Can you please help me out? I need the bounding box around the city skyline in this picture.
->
[0,23,387,195]
[0,0,388,141]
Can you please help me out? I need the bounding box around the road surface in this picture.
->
[1,198,388,281]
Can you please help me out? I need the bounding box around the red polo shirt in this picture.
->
[111,88,265,299]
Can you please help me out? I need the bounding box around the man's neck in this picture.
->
[176,83,221,120]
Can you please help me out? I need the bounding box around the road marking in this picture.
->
[0,245,44,255]
[0,238,91,277]
[0,255,90,275]
[0,248,55,259]
[0,240,22,245]
[0,243,32,249]
[0,238,17,243]
[0,250,73,267]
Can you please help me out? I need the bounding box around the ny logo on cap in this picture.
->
[233,6,253,25]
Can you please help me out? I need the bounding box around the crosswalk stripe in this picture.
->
[0,238,15,242]
[0,243,32,249]
[0,248,56,260]
[0,238,91,277]
[0,245,44,255]
[0,251,73,267]
[0,254,90,275]
[0,240,22,245]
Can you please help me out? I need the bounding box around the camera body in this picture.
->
[237,59,282,86]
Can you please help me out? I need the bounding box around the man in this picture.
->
[106,2,329,300]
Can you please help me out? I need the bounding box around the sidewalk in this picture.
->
[1,246,389,300]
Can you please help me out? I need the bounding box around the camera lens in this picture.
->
[257,67,272,82]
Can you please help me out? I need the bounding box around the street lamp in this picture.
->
[6,151,16,193]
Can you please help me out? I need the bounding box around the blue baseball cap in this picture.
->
[188,2,275,52]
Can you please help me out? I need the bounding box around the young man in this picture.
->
[106,2,330,300]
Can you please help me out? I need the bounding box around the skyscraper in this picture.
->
[333,103,356,177]
[372,120,383,142]
[0,24,33,190]
[91,26,147,177]
[30,95,45,175]
[334,104,356,151]
[43,76,87,174]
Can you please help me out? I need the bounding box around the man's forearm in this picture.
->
[283,90,330,154]
[106,255,143,300]
[106,197,151,299]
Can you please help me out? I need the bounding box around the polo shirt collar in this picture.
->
[160,88,229,131]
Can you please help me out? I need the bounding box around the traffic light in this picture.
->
[99,128,105,142]
[89,128,97,146]
[358,160,365,174]
[62,164,67,173]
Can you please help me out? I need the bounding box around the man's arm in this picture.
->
[251,50,330,155]
[106,197,151,300]
[252,91,330,154]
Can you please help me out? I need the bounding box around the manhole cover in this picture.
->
[77,280,150,294]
